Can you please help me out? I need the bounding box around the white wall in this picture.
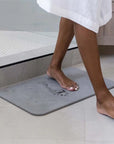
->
[0,0,60,32]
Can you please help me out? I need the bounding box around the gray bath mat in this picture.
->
[0,66,114,116]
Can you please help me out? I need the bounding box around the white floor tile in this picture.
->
[0,100,85,141]
[12,139,58,144]
[84,93,114,142]
[0,139,13,144]
[85,142,114,144]
[56,139,85,144]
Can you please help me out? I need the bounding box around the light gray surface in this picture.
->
[0,0,60,32]
[0,66,114,116]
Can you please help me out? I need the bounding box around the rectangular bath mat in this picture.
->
[0,66,114,116]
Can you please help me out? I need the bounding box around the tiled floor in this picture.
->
[0,54,114,144]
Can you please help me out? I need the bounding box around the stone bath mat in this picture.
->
[0,66,114,116]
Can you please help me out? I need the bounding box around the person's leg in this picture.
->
[73,23,114,118]
[47,17,79,91]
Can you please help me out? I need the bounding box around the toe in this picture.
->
[67,86,74,91]
[73,82,79,87]
[67,86,76,91]
[73,83,79,91]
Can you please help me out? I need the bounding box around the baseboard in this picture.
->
[99,45,114,55]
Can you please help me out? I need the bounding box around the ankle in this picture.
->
[96,89,110,104]
[49,64,61,70]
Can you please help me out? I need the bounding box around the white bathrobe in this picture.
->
[37,0,112,33]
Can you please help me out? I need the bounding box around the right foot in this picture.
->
[46,66,79,91]
[97,90,114,119]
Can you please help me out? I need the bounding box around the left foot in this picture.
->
[46,66,79,91]
[96,90,114,119]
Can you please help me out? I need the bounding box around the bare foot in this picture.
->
[97,90,114,119]
[46,66,79,91]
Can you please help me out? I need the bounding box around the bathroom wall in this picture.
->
[0,0,60,32]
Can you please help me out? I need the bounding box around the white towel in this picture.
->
[37,0,112,33]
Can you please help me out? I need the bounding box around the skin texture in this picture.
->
[47,17,114,119]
